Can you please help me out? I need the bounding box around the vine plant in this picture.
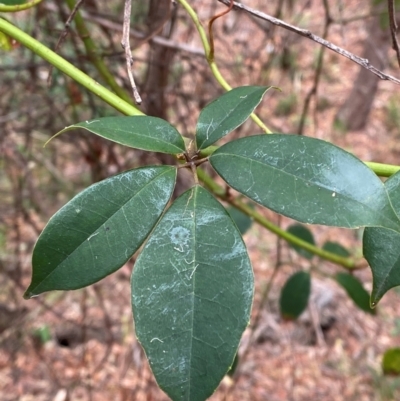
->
[2,1,400,400]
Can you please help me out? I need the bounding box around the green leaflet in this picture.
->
[132,186,253,401]
[287,224,315,260]
[322,241,350,257]
[279,271,311,319]
[52,116,186,154]
[382,348,400,375]
[335,273,375,314]
[227,205,253,235]
[24,166,177,298]
[196,86,271,150]
[210,135,400,229]
[363,170,400,305]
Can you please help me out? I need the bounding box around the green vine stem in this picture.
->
[197,168,361,270]
[0,18,143,116]
[64,0,134,105]
[176,0,272,134]
[364,161,400,177]
[0,0,43,13]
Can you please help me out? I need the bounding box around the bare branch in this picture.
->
[217,0,400,85]
[47,0,85,85]
[121,0,142,104]
[388,0,400,68]
[297,0,331,135]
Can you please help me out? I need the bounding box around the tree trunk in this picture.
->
[335,14,390,131]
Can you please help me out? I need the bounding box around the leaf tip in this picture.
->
[23,290,33,300]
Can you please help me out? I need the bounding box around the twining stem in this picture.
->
[208,0,234,60]
[176,0,272,134]
[364,161,400,177]
[0,18,143,117]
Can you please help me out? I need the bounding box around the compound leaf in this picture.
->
[210,135,400,230]
[279,271,311,319]
[196,86,271,150]
[132,186,253,401]
[363,170,400,305]
[287,224,315,260]
[24,166,176,298]
[335,273,375,314]
[53,116,185,154]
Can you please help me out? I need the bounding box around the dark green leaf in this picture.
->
[287,224,315,260]
[227,205,253,234]
[382,348,400,375]
[132,186,253,401]
[279,271,311,319]
[363,170,400,305]
[363,227,400,305]
[210,135,400,230]
[24,166,176,298]
[322,241,351,257]
[54,116,185,154]
[335,273,375,314]
[1,0,26,4]
[196,86,271,150]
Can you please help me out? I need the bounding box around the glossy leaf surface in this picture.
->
[279,271,311,319]
[24,166,176,298]
[210,135,400,229]
[56,116,185,154]
[335,273,375,314]
[363,171,400,304]
[287,224,315,260]
[132,186,253,401]
[196,86,270,150]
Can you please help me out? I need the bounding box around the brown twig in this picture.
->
[121,0,142,104]
[47,0,85,85]
[297,0,331,135]
[216,0,400,85]
[208,0,234,61]
[388,0,400,68]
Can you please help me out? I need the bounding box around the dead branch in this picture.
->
[47,0,85,85]
[121,0,142,104]
[216,0,400,85]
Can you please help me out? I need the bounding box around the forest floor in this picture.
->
[2,0,400,400]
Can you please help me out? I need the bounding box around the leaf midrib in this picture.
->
[212,152,400,230]
[76,123,184,153]
[32,167,175,292]
[197,87,266,149]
